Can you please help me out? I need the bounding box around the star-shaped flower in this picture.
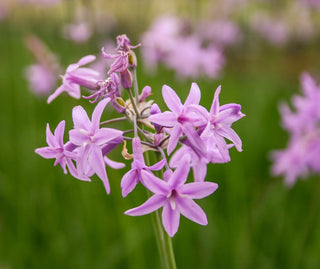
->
[125,158,218,237]
[69,98,123,194]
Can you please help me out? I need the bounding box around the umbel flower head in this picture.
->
[35,33,245,238]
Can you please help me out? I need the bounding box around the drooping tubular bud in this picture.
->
[120,69,133,89]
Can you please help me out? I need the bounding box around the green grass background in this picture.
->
[1,3,320,268]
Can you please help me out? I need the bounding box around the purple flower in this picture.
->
[25,64,56,96]
[62,22,92,43]
[200,86,245,161]
[271,72,320,186]
[125,159,218,237]
[149,83,206,155]
[35,120,79,178]
[101,48,128,75]
[47,55,99,104]
[116,34,141,52]
[69,98,123,194]
[121,137,166,197]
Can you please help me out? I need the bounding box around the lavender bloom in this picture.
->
[62,22,92,43]
[35,120,79,178]
[121,137,166,197]
[69,98,123,194]
[48,55,99,104]
[101,48,128,75]
[25,64,56,96]
[199,86,245,161]
[149,83,206,155]
[125,159,218,237]
[272,73,320,186]
[141,15,224,79]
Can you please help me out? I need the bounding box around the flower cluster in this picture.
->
[141,15,225,79]
[35,34,244,237]
[271,73,320,186]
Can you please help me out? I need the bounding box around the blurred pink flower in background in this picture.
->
[197,20,242,47]
[62,22,92,43]
[141,15,224,79]
[18,0,61,6]
[250,12,289,46]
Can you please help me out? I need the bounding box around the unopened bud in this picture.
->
[139,86,152,102]
[120,69,132,89]
[111,97,126,114]
[128,51,137,69]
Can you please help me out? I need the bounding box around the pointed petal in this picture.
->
[54,120,65,148]
[192,160,208,182]
[121,170,138,197]
[218,127,242,151]
[149,112,177,127]
[94,128,123,146]
[35,147,59,159]
[104,156,125,169]
[125,194,166,216]
[132,137,144,164]
[141,170,170,194]
[77,55,96,66]
[148,159,166,171]
[179,182,218,199]
[182,123,206,155]
[162,202,180,237]
[88,145,110,194]
[168,158,190,188]
[184,82,201,106]
[45,123,57,147]
[91,98,110,131]
[162,85,182,113]
[177,198,208,225]
[218,104,244,125]
[72,105,91,130]
[210,85,221,115]
[69,129,88,146]
[47,85,65,104]
[167,125,182,155]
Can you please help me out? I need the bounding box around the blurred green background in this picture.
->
[1,0,320,268]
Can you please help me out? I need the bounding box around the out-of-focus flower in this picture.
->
[250,12,289,46]
[271,73,320,186]
[62,22,92,43]
[197,20,242,47]
[24,35,61,96]
[141,15,224,79]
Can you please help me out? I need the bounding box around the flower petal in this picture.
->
[104,156,125,169]
[149,111,177,127]
[45,123,57,147]
[121,170,138,197]
[88,145,110,194]
[91,98,110,131]
[125,194,166,216]
[72,105,91,130]
[184,82,201,106]
[162,85,182,113]
[162,202,180,237]
[210,85,221,115]
[69,129,88,146]
[94,128,123,146]
[168,158,190,188]
[141,170,170,194]
[148,158,166,171]
[77,55,96,66]
[54,120,66,148]
[167,125,182,155]
[35,147,59,159]
[47,85,65,104]
[176,197,208,225]
[218,127,242,151]
[179,182,218,199]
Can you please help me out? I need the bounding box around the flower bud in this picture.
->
[139,86,151,102]
[120,69,132,89]
[128,51,137,69]
[111,97,126,114]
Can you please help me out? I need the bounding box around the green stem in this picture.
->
[127,89,140,118]
[144,151,177,269]
[100,117,126,126]
[132,68,139,104]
